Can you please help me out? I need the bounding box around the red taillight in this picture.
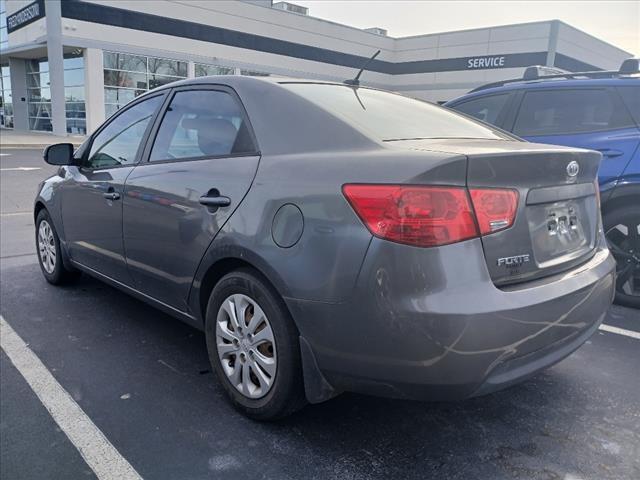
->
[342,184,479,247]
[468,188,519,235]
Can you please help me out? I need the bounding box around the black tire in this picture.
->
[35,209,80,285]
[604,205,640,309]
[205,268,307,420]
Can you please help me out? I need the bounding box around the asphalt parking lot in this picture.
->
[1,148,639,480]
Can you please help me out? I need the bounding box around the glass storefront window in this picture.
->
[27,60,49,74]
[195,64,234,77]
[104,70,148,90]
[65,104,86,118]
[104,52,147,73]
[148,75,183,89]
[27,53,86,134]
[240,69,271,77]
[29,117,52,131]
[27,72,50,88]
[1,1,8,51]
[103,51,188,115]
[0,27,7,51]
[104,87,145,105]
[66,118,86,135]
[28,103,52,117]
[64,69,84,87]
[28,88,51,102]
[65,86,85,102]
[64,53,86,134]
[148,57,187,77]
[1,64,13,128]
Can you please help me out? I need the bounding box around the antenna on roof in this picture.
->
[344,50,381,87]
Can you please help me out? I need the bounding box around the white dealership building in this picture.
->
[0,0,632,135]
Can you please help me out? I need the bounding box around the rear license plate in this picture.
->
[526,198,597,267]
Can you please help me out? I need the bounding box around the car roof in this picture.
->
[150,74,346,91]
[446,74,640,104]
[445,59,640,104]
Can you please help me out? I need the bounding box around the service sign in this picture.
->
[6,0,45,34]
[467,56,506,69]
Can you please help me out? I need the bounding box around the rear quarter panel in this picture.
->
[189,148,469,314]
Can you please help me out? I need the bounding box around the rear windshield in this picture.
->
[282,83,510,142]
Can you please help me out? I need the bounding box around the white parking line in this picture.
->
[0,315,143,480]
[0,167,41,171]
[599,324,640,340]
[0,211,32,217]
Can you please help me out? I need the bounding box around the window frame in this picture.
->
[139,84,260,166]
[79,91,169,171]
[509,87,635,137]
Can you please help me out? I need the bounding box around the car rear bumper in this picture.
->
[287,236,615,402]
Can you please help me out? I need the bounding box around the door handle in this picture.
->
[103,191,121,201]
[597,148,624,158]
[199,194,231,208]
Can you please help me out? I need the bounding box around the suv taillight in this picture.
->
[342,184,478,247]
[343,184,518,247]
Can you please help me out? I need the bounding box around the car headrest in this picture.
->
[181,117,238,156]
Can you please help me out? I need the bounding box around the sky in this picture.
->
[294,1,639,55]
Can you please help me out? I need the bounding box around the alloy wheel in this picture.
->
[215,294,277,399]
[606,220,640,298]
[38,220,56,274]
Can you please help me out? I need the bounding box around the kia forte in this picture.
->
[35,76,615,419]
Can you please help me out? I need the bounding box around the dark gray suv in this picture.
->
[35,77,615,419]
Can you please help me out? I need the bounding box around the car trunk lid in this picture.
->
[387,138,602,285]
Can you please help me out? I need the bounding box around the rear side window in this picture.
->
[282,83,509,141]
[450,94,510,125]
[149,90,256,162]
[513,89,635,136]
[617,86,640,125]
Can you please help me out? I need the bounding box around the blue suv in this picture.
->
[446,60,640,308]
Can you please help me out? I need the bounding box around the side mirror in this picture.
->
[43,143,74,166]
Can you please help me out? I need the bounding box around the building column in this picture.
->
[546,20,560,67]
[84,48,105,134]
[187,61,195,78]
[45,0,66,135]
[8,58,28,131]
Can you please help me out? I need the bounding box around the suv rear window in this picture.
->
[617,86,640,125]
[450,94,510,125]
[513,88,635,136]
[282,83,510,141]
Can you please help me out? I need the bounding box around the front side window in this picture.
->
[87,95,163,169]
[513,88,635,136]
[451,94,510,125]
[149,90,256,162]
[282,83,509,141]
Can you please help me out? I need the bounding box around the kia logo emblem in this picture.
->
[566,161,580,177]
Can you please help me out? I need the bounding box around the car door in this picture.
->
[509,87,640,187]
[61,93,166,283]
[122,86,260,310]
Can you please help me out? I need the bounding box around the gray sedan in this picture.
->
[35,76,615,420]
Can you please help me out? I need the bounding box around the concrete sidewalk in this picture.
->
[0,129,85,149]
